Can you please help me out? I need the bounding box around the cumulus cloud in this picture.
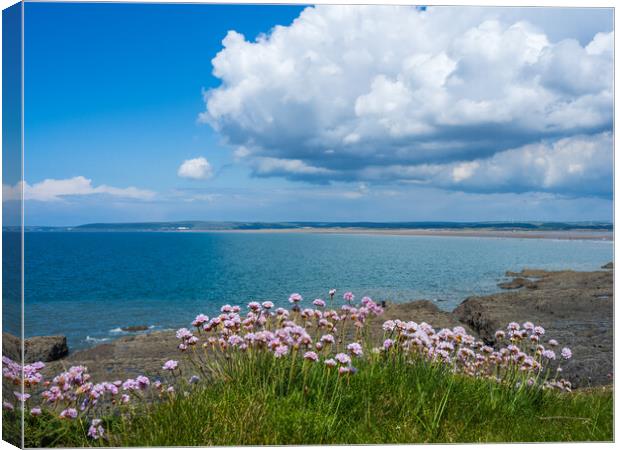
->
[200,5,613,196]
[178,157,214,180]
[3,176,155,202]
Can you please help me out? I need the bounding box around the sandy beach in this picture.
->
[179,227,613,241]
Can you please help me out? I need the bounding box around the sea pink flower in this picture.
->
[88,419,105,439]
[335,353,351,365]
[507,322,520,331]
[324,358,337,367]
[289,293,303,304]
[167,386,175,393]
[542,350,556,360]
[548,339,559,347]
[343,292,355,303]
[30,407,42,416]
[561,347,572,360]
[522,321,534,330]
[247,301,262,312]
[329,289,336,297]
[495,330,505,340]
[3,402,14,411]
[60,408,78,420]
[313,299,326,308]
[304,351,319,362]
[162,360,178,371]
[320,334,335,344]
[383,339,394,350]
[14,392,30,402]
[136,375,150,389]
[192,314,209,327]
[347,342,363,357]
[262,301,274,309]
[274,345,289,358]
[176,328,193,340]
[382,320,396,332]
[189,375,200,384]
[533,326,545,336]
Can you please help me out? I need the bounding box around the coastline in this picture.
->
[176,227,614,241]
[18,264,612,388]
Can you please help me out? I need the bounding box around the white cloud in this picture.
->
[177,157,213,180]
[3,176,156,202]
[199,5,612,195]
[438,132,613,197]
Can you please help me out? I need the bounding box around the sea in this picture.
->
[19,231,613,350]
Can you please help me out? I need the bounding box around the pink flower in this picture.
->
[288,293,303,304]
[88,419,105,439]
[60,408,78,420]
[136,375,150,389]
[3,402,14,411]
[14,392,30,402]
[162,360,178,371]
[320,334,335,344]
[262,301,274,309]
[247,301,262,312]
[343,292,355,303]
[274,345,289,358]
[347,342,363,357]
[303,351,319,362]
[176,328,193,340]
[324,358,337,367]
[192,314,209,327]
[533,326,545,336]
[383,339,394,350]
[548,339,559,347]
[30,407,42,416]
[542,350,556,360]
[313,299,326,308]
[329,289,336,296]
[335,353,351,365]
[561,347,572,360]
[382,320,396,332]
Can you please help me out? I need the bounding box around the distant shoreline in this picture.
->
[173,227,613,241]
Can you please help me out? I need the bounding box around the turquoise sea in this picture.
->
[22,231,612,349]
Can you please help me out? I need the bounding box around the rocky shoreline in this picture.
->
[4,265,613,388]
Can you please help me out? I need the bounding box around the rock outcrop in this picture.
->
[3,333,69,363]
[454,269,613,387]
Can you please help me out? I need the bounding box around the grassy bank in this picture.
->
[3,296,614,446]
[5,355,613,446]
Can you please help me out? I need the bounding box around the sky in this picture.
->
[6,3,614,225]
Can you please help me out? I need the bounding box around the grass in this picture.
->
[4,354,613,446]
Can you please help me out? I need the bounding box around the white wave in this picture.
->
[85,336,110,343]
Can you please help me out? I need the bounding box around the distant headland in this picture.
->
[14,221,613,240]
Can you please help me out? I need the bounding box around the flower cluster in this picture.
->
[378,319,573,391]
[2,289,577,444]
[2,357,178,441]
[178,291,385,376]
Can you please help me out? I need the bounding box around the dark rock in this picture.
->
[121,325,149,332]
[2,333,68,363]
[454,269,613,388]
[602,262,613,269]
[498,277,536,290]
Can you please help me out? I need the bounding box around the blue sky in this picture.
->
[14,4,614,225]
